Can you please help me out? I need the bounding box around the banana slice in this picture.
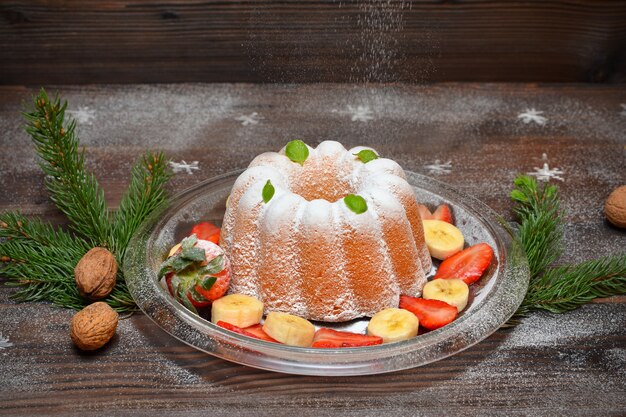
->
[367,308,419,343]
[423,279,470,312]
[168,243,182,258]
[263,312,315,347]
[422,219,464,260]
[211,294,264,328]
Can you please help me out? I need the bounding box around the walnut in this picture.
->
[74,247,117,300]
[70,302,118,351]
[605,185,626,229]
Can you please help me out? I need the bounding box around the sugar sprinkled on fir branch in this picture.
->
[510,175,626,320]
[0,89,172,313]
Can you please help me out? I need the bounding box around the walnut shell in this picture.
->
[74,247,117,300]
[605,185,626,229]
[70,302,119,351]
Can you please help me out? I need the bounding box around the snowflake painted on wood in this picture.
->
[620,104,626,117]
[425,160,452,175]
[0,334,13,349]
[527,155,564,182]
[517,108,547,126]
[346,105,374,122]
[67,106,96,125]
[169,160,200,175]
[234,112,264,126]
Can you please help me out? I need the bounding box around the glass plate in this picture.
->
[124,170,529,376]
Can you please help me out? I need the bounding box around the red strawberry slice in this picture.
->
[417,204,453,224]
[216,321,280,343]
[433,204,453,224]
[399,295,458,330]
[434,243,494,285]
[241,324,280,343]
[417,204,434,220]
[312,328,383,348]
[190,222,221,245]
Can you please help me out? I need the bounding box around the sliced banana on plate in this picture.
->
[211,294,264,328]
[367,308,419,343]
[422,278,470,312]
[422,219,464,260]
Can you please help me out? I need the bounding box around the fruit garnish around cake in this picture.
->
[216,321,280,343]
[398,296,458,331]
[434,243,494,285]
[158,234,231,313]
[190,221,221,244]
[417,203,453,224]
[422,219,465,260]
[367,308,419,343]
[312,328,383,348]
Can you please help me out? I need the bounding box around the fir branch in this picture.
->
[23,89,110,247]
[510,175,626,320]
[510,175,564,278]
[0,213,140,312]
[110,152,172,265]
[516,255,626,316]
[1,89,171,314]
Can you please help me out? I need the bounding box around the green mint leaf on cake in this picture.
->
[285,140,309,165]
[354,149,378,163]
[262,179,275,203]
[344,194,368,214]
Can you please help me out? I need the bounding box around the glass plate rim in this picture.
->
[124,169,529,375]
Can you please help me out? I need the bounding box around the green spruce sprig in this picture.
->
[0,89,172,313]
[511,175,626,319]
[24,92,110,247]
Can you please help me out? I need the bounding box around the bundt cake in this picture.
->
[220,140,432,322]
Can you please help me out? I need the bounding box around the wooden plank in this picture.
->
[1,1,625,84]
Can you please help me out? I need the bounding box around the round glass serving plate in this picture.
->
[124,170,529,376]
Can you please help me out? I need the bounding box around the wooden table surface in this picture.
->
[0,83,625,416]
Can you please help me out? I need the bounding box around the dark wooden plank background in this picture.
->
[0,83,625,415]
[1,0,626,84]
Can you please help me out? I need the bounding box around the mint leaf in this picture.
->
[344,194,368,214]
[262,180,275,203]
[354,149,378,163]
[285,140,309,165]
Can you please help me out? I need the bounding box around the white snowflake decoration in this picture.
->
[527,155,564,182]
[346,105,374,122]
[425,160,452,175]
[517,108,547,126]
[234,112,264,126]
[66,106,96,125]
[0,334,13,349]
[169,160,200,175]
[620,104,626,117]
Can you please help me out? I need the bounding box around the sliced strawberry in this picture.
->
[216,321,280,343]
[417,204,434,220]
[241,324,280,343]
[417,204,453,224]
[311,328,383,348]
[163,272,175,297]
[433,204,453,224]
[434,243,494,285]
[187,287,211,308]
[399,295,458,330]
[190,222,221,245]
